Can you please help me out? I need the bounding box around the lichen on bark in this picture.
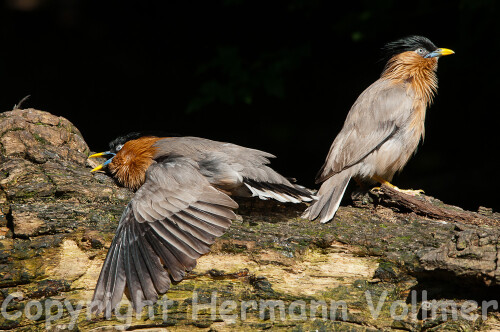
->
[0,109,499,331]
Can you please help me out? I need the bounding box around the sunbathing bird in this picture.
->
[303,36,454,224]
[88,132,313,315]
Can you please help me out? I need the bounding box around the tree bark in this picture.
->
[0,109,499,331]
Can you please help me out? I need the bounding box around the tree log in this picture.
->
[0,109,499,331]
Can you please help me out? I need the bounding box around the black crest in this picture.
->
[382,35,437,58]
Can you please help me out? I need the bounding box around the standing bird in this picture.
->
[88,132,313,315]
[303,36,454,224]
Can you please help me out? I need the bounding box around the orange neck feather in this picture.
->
[108,137,163,190]
[381,51,438,107]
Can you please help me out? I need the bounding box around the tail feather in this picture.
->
[243,179,315,203]
[302,171,351,223]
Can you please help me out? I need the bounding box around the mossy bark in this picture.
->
[0,109,499,331]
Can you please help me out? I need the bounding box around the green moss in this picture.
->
[220,242,248,254]
[32,133,49,145]
[0,127,24,139]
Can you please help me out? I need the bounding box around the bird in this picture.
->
[88,132,314,315]
[302,35,454,224]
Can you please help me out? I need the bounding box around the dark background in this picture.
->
[1,0,498,211]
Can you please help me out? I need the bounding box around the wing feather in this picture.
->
[91,158,237,314]
[170,214,218,244]
[184,206,233,228]
[127,224,158,306]
[135,222,170,293]
[317,79,414,182]
[153,136,314,203]
[190,201,238,220]
[176,211,226,236]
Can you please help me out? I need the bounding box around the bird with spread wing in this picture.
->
[88,132,314,315]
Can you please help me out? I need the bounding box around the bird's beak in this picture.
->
[88,151,115,172]
[425,48,455,58]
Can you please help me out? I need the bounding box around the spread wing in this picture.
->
[90,158,238,315]
[154,137,314,203]
[199,150,315,203]
[317,79,414,183]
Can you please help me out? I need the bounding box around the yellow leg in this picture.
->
[370,175,424,196]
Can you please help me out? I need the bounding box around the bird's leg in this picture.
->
[370,175,424,196]
[371,175,397,190]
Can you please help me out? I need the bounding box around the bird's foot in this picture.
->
[370,176,424,196]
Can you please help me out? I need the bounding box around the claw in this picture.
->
[370,175,424,196]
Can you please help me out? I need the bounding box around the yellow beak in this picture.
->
[90,164,103,173]
[438,48,455,56]
[425,48,455,58]
[88,151,114,172]
[89,152,109,158]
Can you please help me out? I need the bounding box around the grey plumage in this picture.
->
[303,36,453,224]
[153,137,314,202]
[90,135,313,315]
[303,80,416,223]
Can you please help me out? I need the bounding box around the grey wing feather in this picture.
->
[205,151,314,202]
[154,137,314,203]
[317,79,414,183]
[90,158,238,315]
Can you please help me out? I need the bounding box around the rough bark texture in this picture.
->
[0,109,499,331]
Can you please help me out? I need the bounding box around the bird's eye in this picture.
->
[416,48,425,55]
[115,144,123,151]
